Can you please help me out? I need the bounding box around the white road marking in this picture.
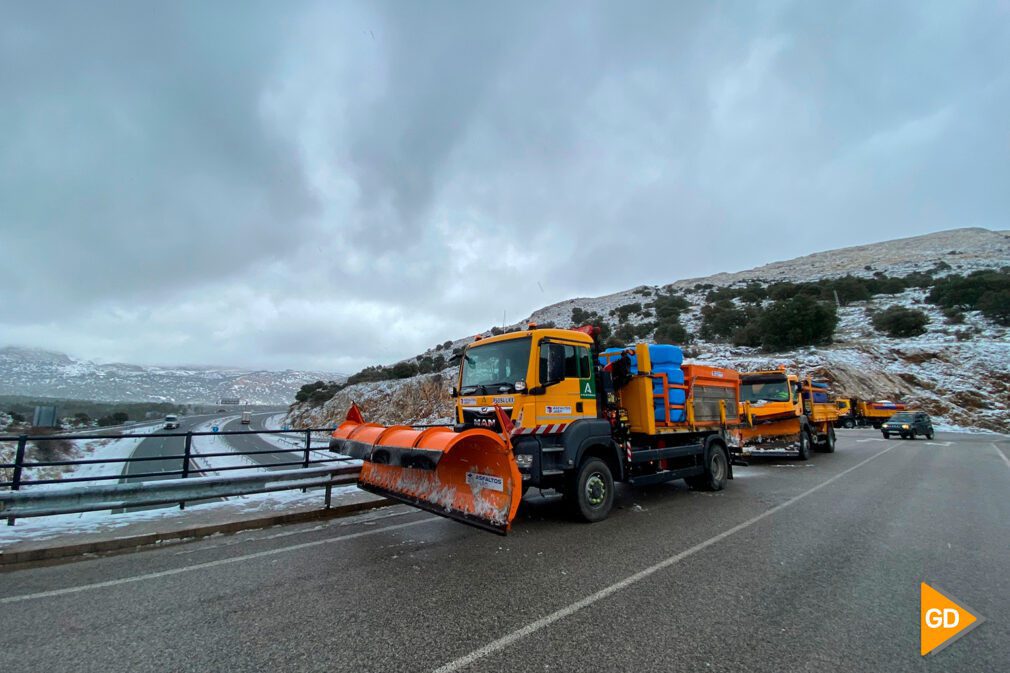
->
[431,443,899,673]
[992,443,1010,471]
[0,516,436,605]
[925,441,952,447]
[856,438,887,443]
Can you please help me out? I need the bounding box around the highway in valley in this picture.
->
[117,410,299,482]
[2,430,1007,672]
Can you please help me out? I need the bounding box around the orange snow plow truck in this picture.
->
[330,326,741,534]
[731,368,839,460]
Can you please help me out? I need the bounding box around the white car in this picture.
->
[164,414,180,429]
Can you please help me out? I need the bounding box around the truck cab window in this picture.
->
[577,347,592,377]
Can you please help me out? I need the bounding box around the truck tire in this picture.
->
[882,431,890,439]
[567,457,614,523]
[843,418,855,429]
[926,428,934,440]
[796,429,812,461]
[820,425,836,453]
[686,444,728,491]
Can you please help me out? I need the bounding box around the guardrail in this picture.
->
[0,465,361,519]
[0,426,352,525]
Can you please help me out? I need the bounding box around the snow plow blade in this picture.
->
[329,405,522,535]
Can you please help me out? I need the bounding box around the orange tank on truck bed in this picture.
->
[731,368,839,460]
[331,328,741,534]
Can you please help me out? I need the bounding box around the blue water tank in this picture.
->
[648,344,684,366]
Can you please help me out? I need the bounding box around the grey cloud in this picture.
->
[1,0,1008,372]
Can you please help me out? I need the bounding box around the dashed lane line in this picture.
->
[431,442,899,673]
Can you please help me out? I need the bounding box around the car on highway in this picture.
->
[881,411,933,440]
[163,414,180,429]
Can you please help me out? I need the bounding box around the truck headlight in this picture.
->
[902,424,909,429]
[515,454,533,469]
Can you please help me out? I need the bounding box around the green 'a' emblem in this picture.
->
[580,377,596,399]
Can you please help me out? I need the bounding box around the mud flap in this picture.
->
[330,405,522,534]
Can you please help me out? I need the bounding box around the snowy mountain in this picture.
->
[0,347,344,404]
[289,227,1010,433]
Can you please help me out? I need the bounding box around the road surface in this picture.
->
[216,412,323,469]
[3,431,1007,672]
[118,414,225,483]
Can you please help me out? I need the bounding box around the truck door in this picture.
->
[533,340,588,429]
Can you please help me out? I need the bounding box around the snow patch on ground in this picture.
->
[0,485,361,546]
[3,423,162,491]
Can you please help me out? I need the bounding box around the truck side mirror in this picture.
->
[449,386,458,398]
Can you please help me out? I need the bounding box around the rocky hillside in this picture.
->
[0,346,345,405]
[288,228,1010,433]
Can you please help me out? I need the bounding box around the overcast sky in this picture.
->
[2,1,1008,373]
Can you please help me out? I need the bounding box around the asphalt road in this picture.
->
[3,431,1007,673]
[217,412,320,470]
[118,414,225,483]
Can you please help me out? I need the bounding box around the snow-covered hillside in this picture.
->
[286,227,1009,433]
[0,346,345,405]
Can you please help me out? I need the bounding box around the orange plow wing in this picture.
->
[329,405,522,534]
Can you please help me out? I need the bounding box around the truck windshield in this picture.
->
[460,337,531,394]
[741,379,791,403]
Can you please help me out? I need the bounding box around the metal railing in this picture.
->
[0,426,350,524]
[0,465,361,519]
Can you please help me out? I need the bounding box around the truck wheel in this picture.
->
[687,444,728,491]
[926,429,934,440]
[796,429,811,461]
[821,426,836,453]
[567,458,614,523]
[882,431,890,439]
[843,418,855,429]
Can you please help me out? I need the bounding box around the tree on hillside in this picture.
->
[699,301,749,341]
[756,296,838,351]
[977,289,1010,326]
[871,306,930,338]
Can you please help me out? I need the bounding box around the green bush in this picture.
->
[611,302,643,323]
[978,289,1010,326]
[295,380,345,404]
[654,318,690,345]
[927,269,1010,310]
[871,306,930,338]
[756,296,838,351]
[650,293,691,321]
[699,301,749,341]
[346,365,394,385]
[941,306,965,325]
[732,321,764,347]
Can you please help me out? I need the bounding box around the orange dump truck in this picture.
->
[834,398,907,428]
[731,368,838,460]
[330,328,741,534]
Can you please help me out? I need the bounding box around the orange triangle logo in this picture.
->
[920,582,984,656]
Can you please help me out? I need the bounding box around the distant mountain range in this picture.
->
[0,346,345,404]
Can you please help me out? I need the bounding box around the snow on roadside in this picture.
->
[0,484,363,546]
[248,413,334,461]
[6,423,162,491]
[189,417,263,477]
